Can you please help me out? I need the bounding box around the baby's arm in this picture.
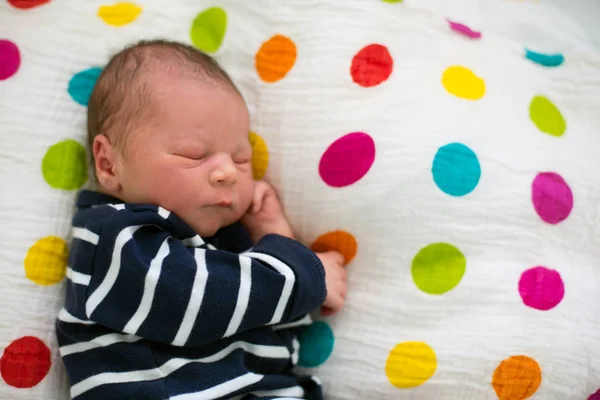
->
[242,181,348,316]
[84,212,326,347]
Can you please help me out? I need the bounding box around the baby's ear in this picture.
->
[93,135,121,193]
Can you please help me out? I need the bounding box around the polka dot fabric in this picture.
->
[1,1,599,399]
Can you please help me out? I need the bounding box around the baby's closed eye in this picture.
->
[233,152,252,164]
[172,152,207,161]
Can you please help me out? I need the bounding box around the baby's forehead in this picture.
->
[88,40,242,155]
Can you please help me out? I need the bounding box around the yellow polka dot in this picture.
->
[24,236,68,286]
[249,132,269,180]
[385,341,437,389]
[98,2,142,27]
[442,66,485,100]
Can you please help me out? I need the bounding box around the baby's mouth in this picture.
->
[214,200,233,207]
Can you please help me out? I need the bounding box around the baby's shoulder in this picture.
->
[73,203,196,244]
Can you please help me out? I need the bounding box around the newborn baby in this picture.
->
[56,40,347,400]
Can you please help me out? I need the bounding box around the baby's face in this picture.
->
[116,74,254,237]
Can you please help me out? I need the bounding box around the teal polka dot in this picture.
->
[68,67,102,106]
[432,143,481,197]
[298,321,334,368]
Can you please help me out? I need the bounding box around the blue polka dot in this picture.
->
[525,49,564,67]
[431,143,481,196]
[68,67,102,106]
[298,321,334,368]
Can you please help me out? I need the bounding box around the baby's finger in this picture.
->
[320,306,335,317]
[337,253,346,266]
[340,284,347,299]
[251,186,266,213]
[340,268,348,282]
[326,250,344,265]
[325,294,344,315]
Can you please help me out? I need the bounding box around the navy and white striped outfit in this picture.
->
[56,190,326,400]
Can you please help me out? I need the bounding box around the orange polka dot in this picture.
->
[311,230,357,265]
[492,355,541,400]
[255,34,297,83]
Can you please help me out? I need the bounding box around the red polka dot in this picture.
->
[7,0,49,9]
[0,40,21,81]
[1,336,51,388]
[350,44,393,87]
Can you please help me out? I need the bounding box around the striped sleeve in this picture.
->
[84,213,326,347]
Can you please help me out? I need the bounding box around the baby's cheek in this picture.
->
[147,167,196,210]
[239,175,254,209]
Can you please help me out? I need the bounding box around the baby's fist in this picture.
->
[317,251,347,316]
[242,181,293,242]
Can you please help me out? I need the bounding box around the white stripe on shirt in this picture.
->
[123,237,170,334]
[255,386,305,398]
[169,373,263,400]
[224,256,252,337]
[172,248,208,346]
[71,341,286,398]
[181,235,204,248]
[57,308,94,325]
[157,207,170,219]
[272,314,312,331]
[66,267,91,286]
[72,227,99,245]
[271,398,305,400]
[108,204,125,210]
[243,252,296,325]
[230,386,305,400]
[60,332,142,357]
[291,338,300,365]
[86,225,141,317]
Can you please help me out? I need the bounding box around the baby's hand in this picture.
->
[242,181,294,242]
[317,251,347,317]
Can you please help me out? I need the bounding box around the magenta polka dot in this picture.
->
[532,172,573,224]
[319,132,375,188]
[518,266,565,311]
[0,40,21,80]
[588,389,600,400]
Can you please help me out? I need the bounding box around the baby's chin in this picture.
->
[187,208,245,238]
[188,220,221,238]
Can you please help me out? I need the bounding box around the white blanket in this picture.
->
[1,1,599,399]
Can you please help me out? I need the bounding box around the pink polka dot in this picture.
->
[447,20,481,39]
[518,266,565,311]
[532,172,573,224]
[0,40,21,80]
[319,132,375,188]
[588,389,600,400]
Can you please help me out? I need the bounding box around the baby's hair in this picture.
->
[87,39,239,158]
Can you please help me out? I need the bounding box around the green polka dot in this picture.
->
[529,95,566,137]
[190,7,227,53]
[298,321,334,368]
[411,243,466,295]
[42,139,87,190]
[383,0,403,3]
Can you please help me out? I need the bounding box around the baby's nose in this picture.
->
[209,158,238,186]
